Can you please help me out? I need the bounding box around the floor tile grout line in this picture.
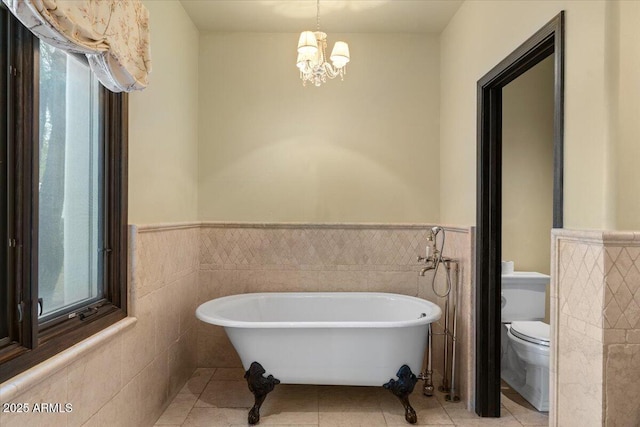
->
[167,372,547,427]
[177,367,217,425]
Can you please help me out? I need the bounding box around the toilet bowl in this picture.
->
[500,269,550,413]
[502,321,550,412]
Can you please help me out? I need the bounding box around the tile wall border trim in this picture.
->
[131,221,472,233]
[551,228,605,243]
[552,228,640,245]
[134,222,201,233]
[602,231,640,244]
[199,222,471,233]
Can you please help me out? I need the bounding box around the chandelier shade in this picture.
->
[296,0,350,87]
[297,31,318,55]
[330,41,350,68]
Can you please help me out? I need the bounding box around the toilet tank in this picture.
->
[501,272,550,322]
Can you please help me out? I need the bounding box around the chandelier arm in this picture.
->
[322,61,340,79]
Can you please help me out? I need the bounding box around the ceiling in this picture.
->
[179,0,464,34]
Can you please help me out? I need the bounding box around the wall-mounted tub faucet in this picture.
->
[416,226,461,402]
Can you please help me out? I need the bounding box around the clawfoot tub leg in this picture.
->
[383,365,419,424]
[244,361,280,425]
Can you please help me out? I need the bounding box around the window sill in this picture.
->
[0,316,136,403]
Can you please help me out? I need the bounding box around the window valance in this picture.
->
[3,0,151,92]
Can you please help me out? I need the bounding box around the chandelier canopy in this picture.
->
[296,0,350,87]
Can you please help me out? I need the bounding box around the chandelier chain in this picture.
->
[316,0,320,31]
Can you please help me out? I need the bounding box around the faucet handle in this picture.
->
[417,255,427,263]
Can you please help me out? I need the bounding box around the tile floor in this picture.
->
[154,368,548,427]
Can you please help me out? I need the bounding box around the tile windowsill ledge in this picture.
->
[0,316,137,403]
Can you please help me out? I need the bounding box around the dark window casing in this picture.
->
[0,6,128,383]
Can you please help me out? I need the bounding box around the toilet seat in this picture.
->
[509,321,550,347]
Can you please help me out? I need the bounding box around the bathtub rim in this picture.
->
[196,292,442,329]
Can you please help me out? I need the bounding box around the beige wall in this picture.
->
[502,56,554,275]
[128,0,200,224]
[198,32,440,223]
[611,0,640,230]
[130,0,640,231]
[440,1,614,230]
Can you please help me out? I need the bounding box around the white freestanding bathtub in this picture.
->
[196,292,442,386]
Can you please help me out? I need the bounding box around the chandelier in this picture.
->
[296,0,350,87]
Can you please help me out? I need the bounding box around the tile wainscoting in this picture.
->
[4,223,640,426]
[0,225,200,427]
[0,222,475,427]
[550,229,640,427]
[197,223,476,410]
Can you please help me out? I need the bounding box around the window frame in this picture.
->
[0,6,128,383]
[0,3,9,350]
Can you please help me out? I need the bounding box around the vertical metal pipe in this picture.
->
[447,308,459,401]
[423,323,434,396]
[446,264,460,402]
[440,294,450,392]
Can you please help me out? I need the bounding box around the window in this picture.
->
[0,5,127,382]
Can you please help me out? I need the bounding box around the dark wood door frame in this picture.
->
[475,12,564,417]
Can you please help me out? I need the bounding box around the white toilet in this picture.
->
[501,269,551,412]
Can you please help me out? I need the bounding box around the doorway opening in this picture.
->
[475,12,565,417]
